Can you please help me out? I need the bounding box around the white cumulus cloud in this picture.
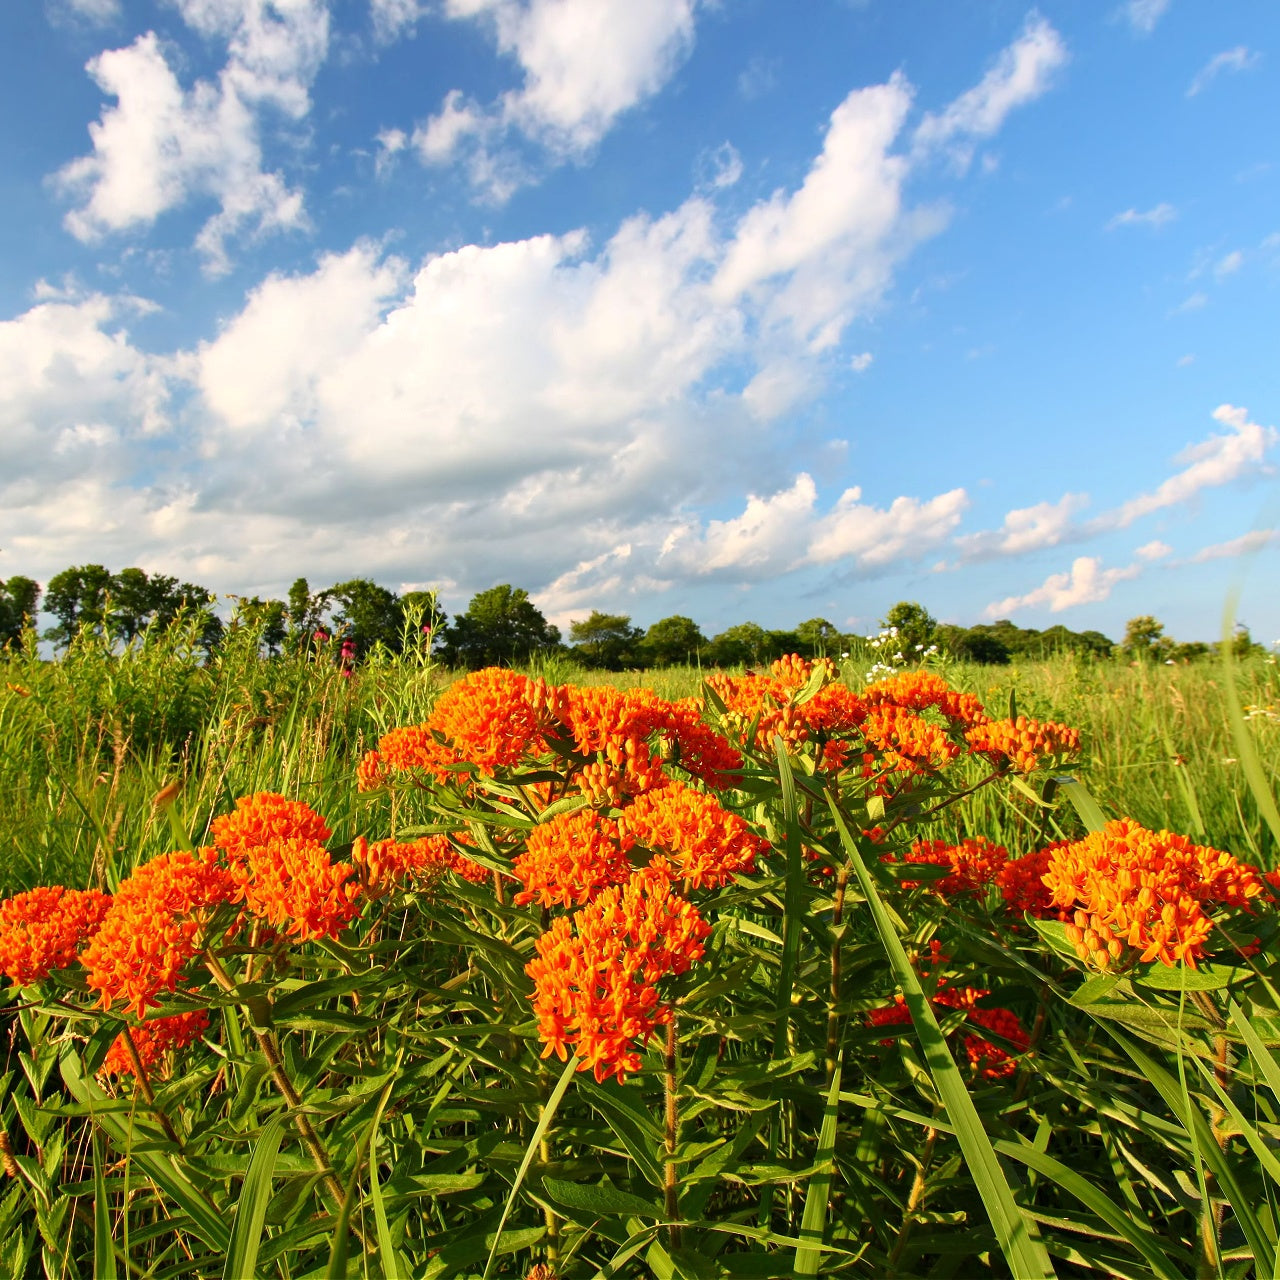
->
[986,555,1141,616]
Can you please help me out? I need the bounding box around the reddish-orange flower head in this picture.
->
[892,836,1009,897]
[619,781,768,889]
[427,668,543,773]
[238,837,361,941]
[81,848,236,1017]
[513,809,635,908]
[525,863,710,1083]
[102,1008,210,1078]
[0,886,113,987]
[965,716,1081,774]
[211,793,331,861]
[1044,818,1265,968]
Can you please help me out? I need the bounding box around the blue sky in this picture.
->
[1,0,1276,644]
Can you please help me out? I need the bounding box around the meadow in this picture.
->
[1,624,1279,1278]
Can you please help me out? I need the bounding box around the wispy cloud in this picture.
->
[1106,202,1176,231]
[1188,46,1261,97]
[1118,0,1170,36]
[1189,529,1280,562]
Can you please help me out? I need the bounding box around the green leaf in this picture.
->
[1069,975,1120,1007]
[542,1176,662,1219]
[826,790,1056,1280]
[223,1114,287,1280]
[1056,776,1108,834]
[92,1132,117,1280]
[580,1078,666,1190]
[793,1050,842,1276]
[482,1054,578,1280]
[1130,961,1247,993]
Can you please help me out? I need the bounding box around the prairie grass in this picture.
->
[2,632,1276,896]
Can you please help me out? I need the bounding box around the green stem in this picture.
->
[664,1015,682,1251]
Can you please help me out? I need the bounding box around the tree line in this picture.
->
[0,565,1261,668]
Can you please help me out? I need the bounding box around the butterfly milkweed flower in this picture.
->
[81,849,236,1017]
[101,1008,210,1078]
[427,668,544,773]
[353,834,489,893]
[513,810,635,908]
[526,862,709,1083]
[238,837,361,941]
[618,781,768,889]
[210,792,331,863]
[887,835,1009,897]
[0,887,113,986]
[1044,818,1267,968]
[965,716,1081,774]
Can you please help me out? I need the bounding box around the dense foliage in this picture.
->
[1,644,1279,1278]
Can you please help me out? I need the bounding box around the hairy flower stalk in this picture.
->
[664,1014,682,1250]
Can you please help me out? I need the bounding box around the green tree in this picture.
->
[795,617,841,658]
[44,564,113,646]
[569,611,642,670]
[327,578,407,657]
[286,578,331,650]
[937,623,1011,665]
[230,596,288,656]
[706,622,768,667]
[881,601,937,661]
[0,575,40,649]
[443,585,560,667]
[638,615,705,668]
[1121,615,1173,661]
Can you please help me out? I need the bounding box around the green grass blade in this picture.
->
[92,1132,118,1280]
[793,1048,842,1276]
[481,1053,578,1280]
[1221,591,1280,849]
[827,791,1056,1280]
[222,1113,287,1280]
[996,1139,1190,1279]
[1229,1000,1280,1102]
[1057,776,1108,834]
[771,735,805,1059]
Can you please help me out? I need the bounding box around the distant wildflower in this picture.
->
[0,887,113,987]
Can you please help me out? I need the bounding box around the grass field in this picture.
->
[2,626,1276,897]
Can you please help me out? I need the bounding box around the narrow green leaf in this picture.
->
[1069,975,1120,1007]
[1056,776,1108,834]
[793,1050,842,1276]
[92,1132,118,1280]
[1230,999,1280,1102]
[771,735,805,1059]
[223,1113,287,1280]
[827,791,1056,1280]
[542,1177,661,1219]
[481,1053,578,1280]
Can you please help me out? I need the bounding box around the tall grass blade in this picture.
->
[1057,776,1108,834]
[827,790,1056,1279]
[92,1132,117,1280]
[222,1113,286,1280]
[1221,590,1280,848]
[481,1053,577,1280]
[793,1048,842,1276]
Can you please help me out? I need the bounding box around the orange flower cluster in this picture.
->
[619,781,768,889]
[705,671,815,756]
[513,810,634,908]
[359,725,460,788]
[1043,818,1267,968]
[996,844,1065,918]
[81,848,236,1016]
[210,792,331,861]
[890,836,1009,896]
[863,670,988,729]
[526,862,709,1082]
[862,705,961,775]
[354,834,489,892]
[428,668,545,774]
[238,837,361,942]
[867,985,1029,1080]
[101,1008,210,1078]
[0,886,112,986]
[965,716,1081,774]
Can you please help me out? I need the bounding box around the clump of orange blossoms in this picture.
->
[353,834,489,893]
[618,781,768,889]
[889,836,1009,897]
[237,837,361,942]
[965,716,1081,774]
[526,861,710,1082]
[513,810,634,908]
[211,792,331,862]
[101,1008,210,1078]
[1044,818,1268,968]
[0,886,113,986]
[80,848,236,1016]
